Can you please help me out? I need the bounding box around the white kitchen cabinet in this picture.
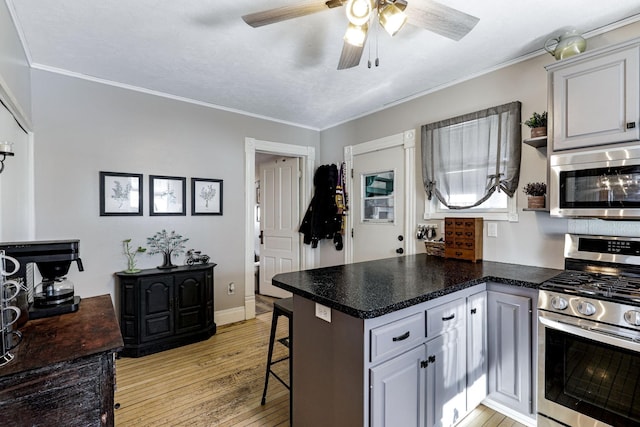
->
[370,345,425,427]
[547,40,640,151]
[425,327,466,427]
[370,297,467,427]
[466,291,488,410]
[487,290,532,417]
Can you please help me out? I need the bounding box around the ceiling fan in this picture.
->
[242,0,479,70]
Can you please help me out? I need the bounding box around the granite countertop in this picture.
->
[273,254,563,319]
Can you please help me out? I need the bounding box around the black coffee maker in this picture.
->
[0,240,83,320]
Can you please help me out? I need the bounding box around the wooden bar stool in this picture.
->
[260,297,293,415]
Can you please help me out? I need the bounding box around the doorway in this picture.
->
[244,138,315,319]
[344,130,417,264]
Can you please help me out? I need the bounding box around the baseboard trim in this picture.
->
[482,398,536,427]
[214,306,246,326]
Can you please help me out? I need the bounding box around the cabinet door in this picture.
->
[140,276,174,342]
[425,327,466,427]
[487,291,531,415]
[174,270,206,334]
[551,44,640,151]
[370,345,425,427]
[466,291,487,410]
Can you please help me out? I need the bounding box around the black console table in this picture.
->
[116,263,216,357]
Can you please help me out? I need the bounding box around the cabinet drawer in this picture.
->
[445,248,475,260]
[426,299,464,338]
[371,312,425,363]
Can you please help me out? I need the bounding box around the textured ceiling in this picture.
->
[6,0,640,130]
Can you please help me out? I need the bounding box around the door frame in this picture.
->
[343,130,416,264]
[244,137,315,319]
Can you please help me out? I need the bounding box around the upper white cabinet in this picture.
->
[547,39,640,152]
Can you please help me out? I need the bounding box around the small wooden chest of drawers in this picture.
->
[444,217,483,262]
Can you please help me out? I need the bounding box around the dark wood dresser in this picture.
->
[115,263,216,357]
[0,294,124,427]
[444,217,483,262]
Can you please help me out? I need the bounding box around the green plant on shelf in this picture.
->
[523,182,547,196]
[524,111,547,128]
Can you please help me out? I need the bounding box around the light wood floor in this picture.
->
[114,310,524,427]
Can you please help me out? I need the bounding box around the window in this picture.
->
[362,171,395,222]
[421,101,521,221]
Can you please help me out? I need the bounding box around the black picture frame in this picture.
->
[191,178,223,215]
[100,171,143,216]
[150,175,186,216]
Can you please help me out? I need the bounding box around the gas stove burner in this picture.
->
[543,268,640,304]
[577,282,608,295]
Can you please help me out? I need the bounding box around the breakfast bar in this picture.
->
[273,254,562,427]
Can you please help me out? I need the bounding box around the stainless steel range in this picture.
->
[538,234,640,427]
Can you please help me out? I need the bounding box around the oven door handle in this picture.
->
[539,312,640,353]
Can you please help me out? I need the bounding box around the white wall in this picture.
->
[30,69,319,316]
[319,20,640,270]
[0,1,30,124]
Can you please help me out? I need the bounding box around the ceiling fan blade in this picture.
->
[242,0,342,28]
[405,0,479,41]
[337,42,365,70]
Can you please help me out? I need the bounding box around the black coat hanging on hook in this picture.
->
[299,164,343,250]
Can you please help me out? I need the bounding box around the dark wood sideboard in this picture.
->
[0,294,124,427]
[115,263,216,357]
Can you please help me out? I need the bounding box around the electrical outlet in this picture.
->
[315,303,331,323]
[227,282,235,295]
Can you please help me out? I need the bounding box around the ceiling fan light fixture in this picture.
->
[379,3,407,36]
[344,22,368,47]
[346,0,374,26]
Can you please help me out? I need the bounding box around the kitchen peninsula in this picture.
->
[273,254,561,427]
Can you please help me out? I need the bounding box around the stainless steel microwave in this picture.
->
[550,144,640,218]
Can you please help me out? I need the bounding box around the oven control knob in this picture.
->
[624,310,640,327]
[577,301,596,316]
[550,296,568,310]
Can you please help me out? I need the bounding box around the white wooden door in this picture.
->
[259,157,299,298]
[353,145,405,263]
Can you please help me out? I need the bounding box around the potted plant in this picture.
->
[523,182,547,209]
[122,239,146,273]
[524,111,548,138]
[146,230,189,269]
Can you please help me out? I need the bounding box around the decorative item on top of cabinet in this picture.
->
[444,217,483,262]
[544,28,586,61]
[115,263,216,357]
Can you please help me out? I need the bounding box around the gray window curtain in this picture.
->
[421,101,521,209]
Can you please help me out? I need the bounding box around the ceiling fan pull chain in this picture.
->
[375,18,380,67]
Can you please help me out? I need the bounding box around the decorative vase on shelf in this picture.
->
[527,196,545,209]
[531,127,547,138]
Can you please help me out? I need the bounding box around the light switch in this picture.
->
[488,222,498,237]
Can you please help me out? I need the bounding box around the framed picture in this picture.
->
[192,178,223,215]
[150,175,186,216]
[100,171,143,216]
